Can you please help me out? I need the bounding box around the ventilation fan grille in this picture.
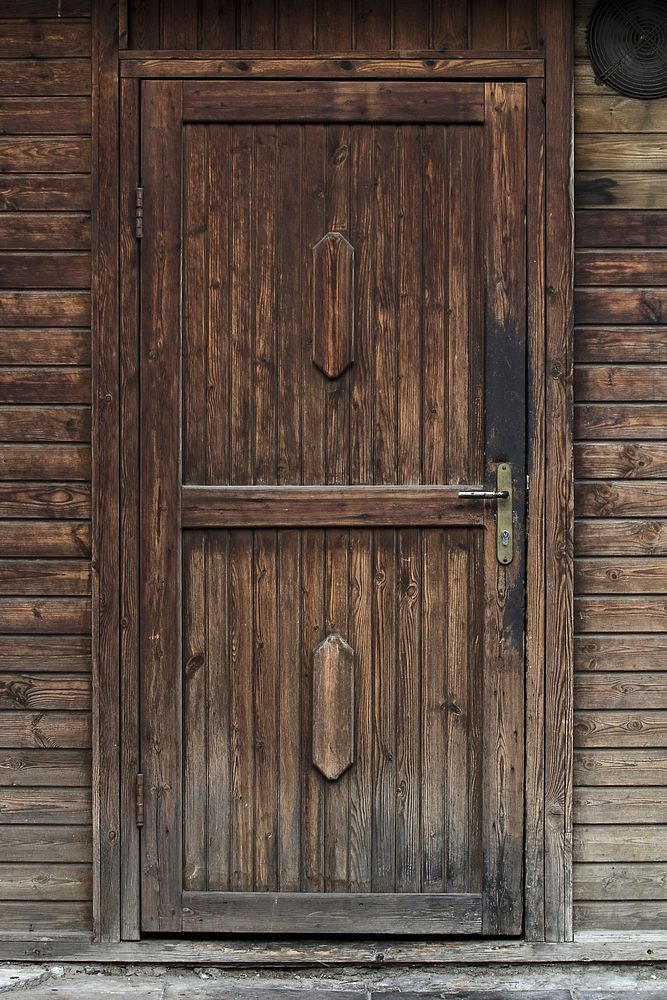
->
[587,0,667,100]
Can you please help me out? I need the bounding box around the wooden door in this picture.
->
[137,78,527,935]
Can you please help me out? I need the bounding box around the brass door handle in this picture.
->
[457,490,509,499]
[459,465,514,565]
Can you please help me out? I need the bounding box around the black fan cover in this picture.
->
[587,0,667,100]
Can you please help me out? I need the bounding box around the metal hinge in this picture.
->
[135,773,144,827]
[135,187,144,239]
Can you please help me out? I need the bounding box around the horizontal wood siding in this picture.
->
[0,0,92,938]
[574,0,667,932]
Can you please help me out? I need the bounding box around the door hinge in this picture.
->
[135,187,144,239]
[135,773,144,827]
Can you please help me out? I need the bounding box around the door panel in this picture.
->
[138,79,528,935]
[182,526,484,896]
[182,121,484,488]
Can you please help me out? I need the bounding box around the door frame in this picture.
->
[92,21,574,946]
[137,76,528,938]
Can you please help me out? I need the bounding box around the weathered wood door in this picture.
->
[137,78,527,935]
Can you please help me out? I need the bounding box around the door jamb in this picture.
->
[94,10,573,945]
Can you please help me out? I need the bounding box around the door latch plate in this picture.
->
[496,463,513,565]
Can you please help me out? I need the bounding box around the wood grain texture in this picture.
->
[311,634,355,781]
[125,0,541,52]
[312,232,355,379]
[139,79,183,933]
[0,3,94,940]
[136,75,528,936]
[182,487,486,527]
[91,0,121,943]
[0,175,90,212]
[119,74,141,941]
[123,55,545,79]
[0,60,91,96]
[183,81,485,122]
[574,0,667,930]
[576,171,667,210]
[541,0,574,944]
[181,891,482,934]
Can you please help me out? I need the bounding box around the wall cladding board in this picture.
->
[3,0,619,942]
[0,0,93,938]
[573,0,667,931]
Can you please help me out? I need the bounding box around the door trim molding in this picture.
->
[93,10,573,947]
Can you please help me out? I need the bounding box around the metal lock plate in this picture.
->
[496,463,513,565]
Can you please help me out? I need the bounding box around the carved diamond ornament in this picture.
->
[312,633,355,781]
[312,231,355,379]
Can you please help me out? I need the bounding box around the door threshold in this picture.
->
[0,933,665,965]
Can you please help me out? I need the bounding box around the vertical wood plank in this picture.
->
[119,74,141,941]
[372,125,397,488]
[182,532,207,891]
[350,126,374,486]
[206,531,230,889]
[372,529,397,891]
[160,0,198,47]
[206,125,231,484]
[324,528,350,891]
[354,0,392,49]
[394,0,430,48]
[421,527,447,892]
[139,79,183,932]
[182,125,207,485]
[508,0,538,48]
[316,0,353,49]
[93,0,120,944]
[276,123,303,893]
[229,530,254,890]
[422,125,447,485]
[302,125,326,487]
[127,0,160,48]
[397,126,422,486]
[324,124,351,486]
[277,125,302,487]
[200,0,238,47]
[301,529,325,891]
[524,74,547,942]
[300,127,326,891]
[238,0,276,49]
[278,529,301,890]
[277,0,315,48]
[431,0,469,48]
[254,124,278,487]
[230,125,253,487]
[119,0,129,47]
[541,0,574,942]
[446,128,474,892]
[469,0,508,48]
[253,529,279,891]
[395,527,421,892]
[482,81,526,936]
[348,528,373,892]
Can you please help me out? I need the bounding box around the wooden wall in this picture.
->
[124,0,541,51]
[573,0,667,931]
[0,1,93,936]
[7,0,661,941]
